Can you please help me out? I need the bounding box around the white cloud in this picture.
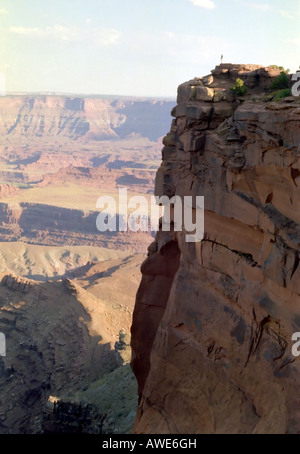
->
[280,10,294,19]
[51,25,78,41]
[0,8,8,14]
[189,0,215,9]
[10,25,79,41]
[10,26,42,36]
[93,28,121,46]
[243,2,272,12]
[242,1,297,18]
[284,38,300,45]
[9,25,121,46]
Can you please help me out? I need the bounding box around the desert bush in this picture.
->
[270,71,289,90]
[273,88,291,101]
[231,78,248,97]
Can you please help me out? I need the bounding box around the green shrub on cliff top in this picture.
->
[273,88,291,101]
[270,71,289,90]
[231,78,248,97]
[270,66,290,74]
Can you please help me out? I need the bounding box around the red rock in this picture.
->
[131,64,300,434]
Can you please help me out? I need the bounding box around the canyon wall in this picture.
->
[131,64,300,434]
[0,202,151,252]
[0,96,174,141]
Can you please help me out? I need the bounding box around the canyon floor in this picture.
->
[0,95,174,433]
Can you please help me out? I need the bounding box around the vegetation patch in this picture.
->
[273,88,292,101]
[270,71,290,90]
[231,78,248,97]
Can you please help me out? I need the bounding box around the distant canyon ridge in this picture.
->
[0,95,175,142]
[0,94,172,432]
[0,95,176,251]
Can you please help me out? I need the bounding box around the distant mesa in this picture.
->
[0,95,175,142]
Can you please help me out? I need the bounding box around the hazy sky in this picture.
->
[0,0,299,97]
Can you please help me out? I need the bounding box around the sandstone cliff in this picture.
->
[131,64,300,434]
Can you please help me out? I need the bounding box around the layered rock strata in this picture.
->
[131,64,300,434]
[0,202,151,252]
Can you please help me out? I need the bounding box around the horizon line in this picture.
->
[3,91,177,101]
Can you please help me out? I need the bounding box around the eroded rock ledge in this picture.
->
[131,64,300,434]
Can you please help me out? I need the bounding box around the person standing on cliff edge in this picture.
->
[221,54,223,64]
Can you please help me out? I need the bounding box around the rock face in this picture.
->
[0,185,19,198]
[114,329,132,366]
[131,64,300,434]
[1,273,31,293]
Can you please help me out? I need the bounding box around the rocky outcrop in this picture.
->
[131,64,300,434]
[114,329,132,366]
[39,165,155,193]
[0,185,19,198]
[1,273,32,293]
